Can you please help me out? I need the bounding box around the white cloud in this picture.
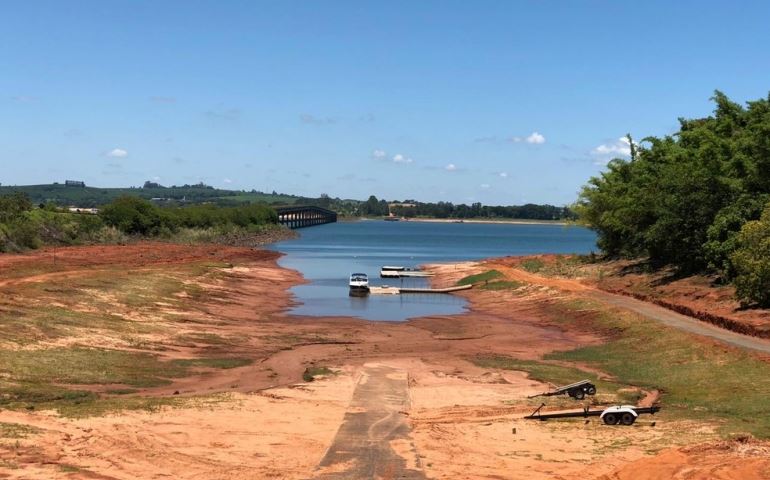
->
[480,183,490,189]
[223,178,233,184]
[392,153,413,164]
[445,163,457,171]
[372,149,386,159]
[506,132,545,144]
[592,137,633,165]
[499,172,508,178]
[106,148,128,158]
[526,132,546,144]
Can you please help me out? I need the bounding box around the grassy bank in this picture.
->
[1,193,287,253]
[477,291,770,438]
[0,259,255,417]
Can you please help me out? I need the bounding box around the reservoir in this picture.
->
[271,220,597,321]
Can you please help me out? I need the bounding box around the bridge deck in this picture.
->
[274,205,337,229]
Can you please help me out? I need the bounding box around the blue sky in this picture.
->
[2,1,770,205]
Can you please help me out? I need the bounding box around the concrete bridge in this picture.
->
[274,205,337,229]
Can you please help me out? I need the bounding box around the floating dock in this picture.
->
[368,284,472,295]
[380,265,435,278]
[380,271,434,278]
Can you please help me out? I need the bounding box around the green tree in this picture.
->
[99,196,168,235]
[577,91,770,279]
[731,202,770,307]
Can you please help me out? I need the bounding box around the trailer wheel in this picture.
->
[621,413,636,425]
[603,413,619,425]
[573,389,585,400]
[587,386,596,395]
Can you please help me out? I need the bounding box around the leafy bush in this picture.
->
[577,91,770,278]
[99,197,170,235]
[99,196,278,237]
[704,194,769,278]
[731,202,770,307]
[0,193,39,252]
[520,258,545,273]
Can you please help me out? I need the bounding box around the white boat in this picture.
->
[349,273,370,296]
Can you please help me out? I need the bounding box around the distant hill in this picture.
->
[0,183,300,208]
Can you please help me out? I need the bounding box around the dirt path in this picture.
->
[313,364,425,479]
[492,263,770,355]
[584,290,770,354]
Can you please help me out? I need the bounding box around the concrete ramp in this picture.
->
[312,364,425,479]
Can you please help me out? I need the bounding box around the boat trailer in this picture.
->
[528,379,597,400]
[524,403,661,425]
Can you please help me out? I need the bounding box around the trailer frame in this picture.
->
[528,379,597,400]
[524,403,661,425]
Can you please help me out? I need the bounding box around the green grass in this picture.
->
[480,280,526,290]
[174,332,239,346]
[261,333,338,350]
[105,388,139,395]
[0,303,153,346]
[171,357,252,370]
[457,270,504,286]
[0,347,188,387]
[0,383,98,411]
[55,396,184,418]
[541,298,770,438]
[302,366,334,382]
[0,263,237,348]
[0,257,260,418]
[0,347,254,416]
[59,465,82,473]
[520,258,545,273]
[0,422,42,439]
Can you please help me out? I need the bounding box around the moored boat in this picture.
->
[380,266,434,278]
[349,273,370,296]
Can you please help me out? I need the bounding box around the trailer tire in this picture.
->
[573,389,585,400]
[621,413,636,425]
[603,413,619,425]
[587,386,596,395]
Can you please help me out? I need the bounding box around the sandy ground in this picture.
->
[1,243,769,479]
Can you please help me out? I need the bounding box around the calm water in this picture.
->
[270,220,597,321]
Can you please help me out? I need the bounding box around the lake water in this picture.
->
[270,220,597,321]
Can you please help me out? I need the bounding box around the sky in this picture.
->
[2,1,770,206]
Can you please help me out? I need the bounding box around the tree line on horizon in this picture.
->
[0,194,278,252]
[1,181,576,222]
[349,195,575,220]
[576,91,770,306]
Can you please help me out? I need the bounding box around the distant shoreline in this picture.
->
[357,217,570,226]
